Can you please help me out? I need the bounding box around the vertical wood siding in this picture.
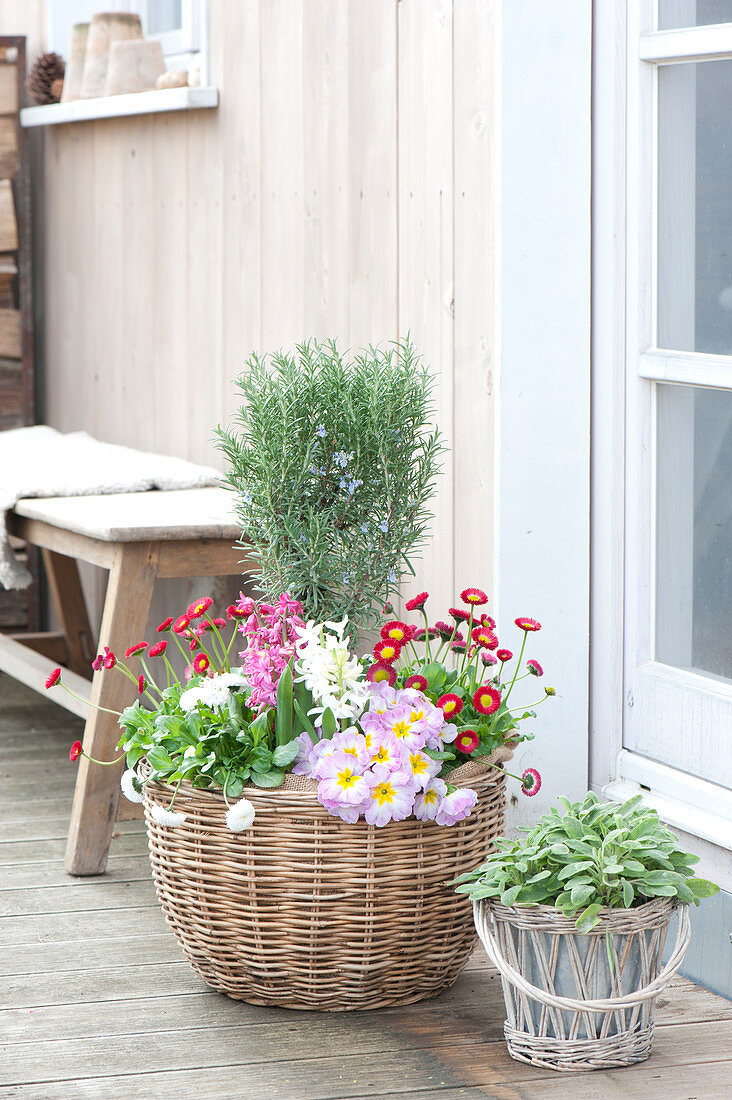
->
[4,0,496,614]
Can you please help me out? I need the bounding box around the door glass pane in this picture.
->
[656,384,732,679]
[146,0,182,35]
[657,60,732,353]
[658,0,732,29]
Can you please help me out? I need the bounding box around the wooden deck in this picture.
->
[1,675,730,1099]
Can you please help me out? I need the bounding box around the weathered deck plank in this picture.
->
[1,675,730,1099]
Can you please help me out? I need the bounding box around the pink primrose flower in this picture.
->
[364,772,414,827]
[368,732,407,774]
[292,732,317,776]
[317,751,370,806]
[435,787,478,826]
[332,728,370,768]
[407,750,441,791]
[413,777,448,821]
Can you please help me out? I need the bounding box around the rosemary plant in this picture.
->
[216,339,445,628]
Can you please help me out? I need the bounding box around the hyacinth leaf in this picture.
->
[293,698,318,744]
[292,680,315,738]
[275,661,293,747]
[321,707,337,739]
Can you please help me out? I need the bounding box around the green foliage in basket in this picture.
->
[118,682,300,800]
[216,338,445,629]
[455,792,719,931]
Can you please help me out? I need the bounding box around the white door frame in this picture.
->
[591,0,732,888]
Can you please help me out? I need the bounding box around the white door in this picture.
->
[622,1,732,847]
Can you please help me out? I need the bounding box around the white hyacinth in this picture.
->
[179,669,247,713]
[149,803,187,827]
[294,617,369,723]
[120,768,144,804]
[225,797,256,833]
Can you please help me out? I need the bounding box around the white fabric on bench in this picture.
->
[0,426,222,590]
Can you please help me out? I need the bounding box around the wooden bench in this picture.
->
[0,487,249,876]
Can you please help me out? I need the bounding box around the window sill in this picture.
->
[19,86,219,128]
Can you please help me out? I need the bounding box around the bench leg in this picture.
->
[41,548,95,678]
[64,542,159,876]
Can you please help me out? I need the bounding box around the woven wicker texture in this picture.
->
[474,897,690,1072]
[140,753,508,1010]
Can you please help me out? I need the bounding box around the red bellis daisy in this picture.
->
[449,607,471,623]
[405,591,429,611]
[91,654,103,671]
[527,659,543,677]
[472,626,498,650]
[172,615,190,634]
[497,649,513,662]
[69,740,82,762]
[373,639,402,663]
[405,674,428,692]
[124,642,148,658]
[187,596,214,619]
[437,693,463,718]
[157,616,174,633]
[103,647,116,670]
[138,675,146,694]
[148,640,168,657]
[45,667,61,689]
[381,620,410,643]
[515,617,541,632]
[473,684,501,715]
[366,661,397,687]
[521,768,542,796]
[461,587,488,606]
[193,653,210,674]
[455,729,480,754]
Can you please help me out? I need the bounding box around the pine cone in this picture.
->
[26,52,65,105]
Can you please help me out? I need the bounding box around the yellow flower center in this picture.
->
[423,789,438,805]
[372,781,395,805]
[410,753,428,775]
[410,709,425,723]
[372,746,390,764]
[337,768,356,788]
[393,720,410,739]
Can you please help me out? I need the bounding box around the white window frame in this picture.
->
[593,1,732,887]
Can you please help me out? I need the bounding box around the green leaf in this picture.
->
[575,902,603,932]
[293,699,317,743]
[622,880,634,908]
[500,884,522,906]
[321,707,337,739]
[687,877,720,901]
[249,768,285,788]
[272,738,300,766]
[274,661,294,747]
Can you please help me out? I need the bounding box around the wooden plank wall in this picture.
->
[0,0,496,619]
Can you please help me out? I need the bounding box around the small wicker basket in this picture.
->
[139,748,511,1011]
[473,897,691,1071]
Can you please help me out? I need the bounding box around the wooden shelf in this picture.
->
[19,85,218,127]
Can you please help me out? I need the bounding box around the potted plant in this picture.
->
[46,340,554,1010]
[456,792,719,1071]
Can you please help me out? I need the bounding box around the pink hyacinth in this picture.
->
[238,593,305,711]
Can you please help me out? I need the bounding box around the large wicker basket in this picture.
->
[473,897,691,1071]
[139,750,510,1010]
